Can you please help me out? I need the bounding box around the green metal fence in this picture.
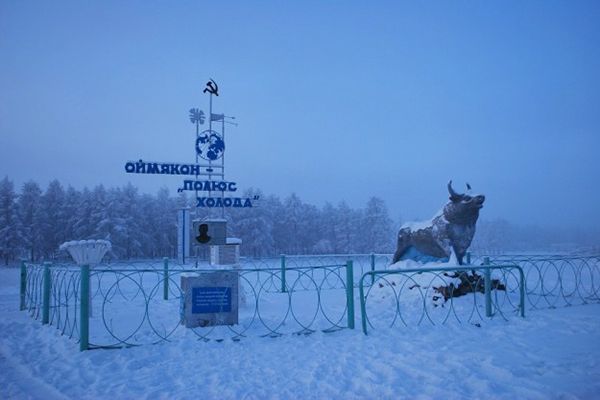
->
[471,254,600,309]
[19,253,600,348]
[22,261,83,343]
[21,259,355,351]
[359,264,526,335]
[248,253,393,290]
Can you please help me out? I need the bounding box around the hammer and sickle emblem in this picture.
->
[196,223,211,244]
[203,79,219,96]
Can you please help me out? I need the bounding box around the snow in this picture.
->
[390,258,456,270]
[59,240,112,265]
[226,237,242,245]
[401,218,434,231]
[400,209,445,231]
[2,266,600,399]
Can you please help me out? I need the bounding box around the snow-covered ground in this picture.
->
[2,266,600,399]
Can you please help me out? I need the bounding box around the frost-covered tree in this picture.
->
[333,201,360,253]
[312,202,337,254]
[360,197,394,253]
[148,187,176,257]
[17,180,42,261]
[62,186,81,242]
[39,180,66,258]
[73,187,94,239]
[268,195,287,254]
[298,203,320,253]
[232,188,274,257]
[277,193,310,254]
[92,185,118,246]
[0,177,21,264]
[117,183,144,258]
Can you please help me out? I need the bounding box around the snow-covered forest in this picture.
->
[0,176,398,263]
[0,176,597,264]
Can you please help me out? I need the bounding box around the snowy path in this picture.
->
[1,268,599,399]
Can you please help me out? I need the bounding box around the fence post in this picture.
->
[42,262,51,324]
[370,253,375,285]
[280,254,286,293]
[466,252,471,265]
[483,257,493,317]
[163,257,169,300]
[346,260,355,329]
[518,267,526,318]
[359,275,368,335]
[80,264,90,351]
[20,260,27,311]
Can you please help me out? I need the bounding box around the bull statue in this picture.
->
[392,181,485,265]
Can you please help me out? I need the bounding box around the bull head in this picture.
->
[448,180,485,209]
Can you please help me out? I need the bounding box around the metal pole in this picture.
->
[208,93,213,186]
[359,274,368,335]
[42,262,51,324]
[195,117,199,202]
[280,254,286,293]
[163,257,169,300]
[346,260,355,329]
[80,264,90,351]
[182,209,187,265]
[221,116,225,219]
[370,253,375,285]
[221,116,225,174]
[466,252,471,265]
[518,267,526,318]
[20,260,27,311]
[483,257,492,317]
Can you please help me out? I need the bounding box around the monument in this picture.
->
[122,79,257,264]
[121,81,257,327]
[392,181,485,265]
[180,271,239,328]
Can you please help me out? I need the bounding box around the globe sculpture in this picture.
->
[196,130,225,161]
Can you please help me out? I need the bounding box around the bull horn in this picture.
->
[448,180,461,198]
[466,183,471,191]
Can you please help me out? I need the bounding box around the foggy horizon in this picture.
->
[2,175,598,236]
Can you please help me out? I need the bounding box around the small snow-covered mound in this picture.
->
[365,258,497,327]
[388,258,457,271]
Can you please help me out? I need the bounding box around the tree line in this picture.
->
[1,176,596,265]
[0,177,397,264]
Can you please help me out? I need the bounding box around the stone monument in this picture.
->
[180,271,239,328]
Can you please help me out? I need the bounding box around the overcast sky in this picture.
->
[1,1,599,229]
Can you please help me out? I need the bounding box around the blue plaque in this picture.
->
[192,287,232,313]
[181,272,239,328]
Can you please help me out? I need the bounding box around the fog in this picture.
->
[1,1,599,234]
